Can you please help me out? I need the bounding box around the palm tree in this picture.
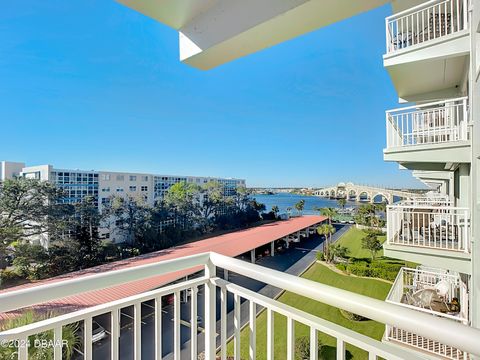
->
[337,198,346,210]
[286,206,292,216]
[271,205,279,216]
[294,199,305,215]
[317,223,336,261]
[320,207,338,225]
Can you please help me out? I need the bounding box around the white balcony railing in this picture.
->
[385,267,469,359]
[402,196,452,207]
[387,204,470,253]
[385,0,468,54]
[1,252,480,360]
[385,97,469,150]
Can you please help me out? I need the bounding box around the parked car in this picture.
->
[92,321,107,343]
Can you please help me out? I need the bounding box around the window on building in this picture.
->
[116,175,124,181]
[116,188,124,192]
[101,198,110,205]
[129,175,137,181]
[129,186,137,192]
[142,176,149,181]
[141,186,148,192]
[101,174,110,181]
[102,187,110,192]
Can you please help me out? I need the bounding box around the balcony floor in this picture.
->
[387,327,469,360]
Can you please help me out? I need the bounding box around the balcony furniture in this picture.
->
[406,288,438,310]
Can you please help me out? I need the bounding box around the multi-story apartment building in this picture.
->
[379,1,478,358]
[0,161,246,243]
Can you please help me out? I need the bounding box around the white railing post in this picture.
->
[249,301,256,360]
[84,317,93,360]
[310,328,319,360]
[233,294,241,360]
[134,302,142,360]
[53,326,62,360]
[385,17,390,52]
[173,292,181,360]
[287,317,295,360]
[191,287,198,360]
[220,287,227,360]
[204,260,217,360]
[267,308,274,360]
[154,297,162,360]
[111,308,120,360]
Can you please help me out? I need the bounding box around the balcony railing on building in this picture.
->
[386,204,470,253]
[403,194,452,207]
[385,97,469,151]
[385,266,469,359]
[385,0,468,54]
[1,252,479,360]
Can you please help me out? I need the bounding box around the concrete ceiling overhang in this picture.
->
[117,0,390,70]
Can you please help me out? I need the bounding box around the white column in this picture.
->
[224,269,229,281]
[250,249,255,264]
[204,261,216,360]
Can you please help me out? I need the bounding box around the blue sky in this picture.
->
[0,1,422,188]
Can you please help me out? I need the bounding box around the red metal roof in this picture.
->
[0,216,326,320]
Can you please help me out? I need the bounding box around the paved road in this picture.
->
[83,224,350,360]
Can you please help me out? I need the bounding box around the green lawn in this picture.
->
[336,227,385,259]
[226,262,391,360]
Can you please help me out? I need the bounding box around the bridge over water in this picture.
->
[313,182,418,204]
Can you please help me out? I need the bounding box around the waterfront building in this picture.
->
[0,161,245,244]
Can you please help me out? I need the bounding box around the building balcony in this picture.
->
[383,97,470,168]
[383,0,469,101]
[385,266,469,359]
[1,252,480,360]
[385,204,471,273]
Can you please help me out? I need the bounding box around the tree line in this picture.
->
[0,178,264,286]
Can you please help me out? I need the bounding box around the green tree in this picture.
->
[294,199,305,215]
[12,243,49,280]
[319,207,338,225]
[271,205,279,217]
[102,195,151,248]
[164,181,201,228]
[317,223,336,261]
[337,198,347,210]
[327,243,349,262]
[0,178,71,268]
[233,185,250,212]
[198,181,224,231]
[71,196,102,268]
[361,233,383,260]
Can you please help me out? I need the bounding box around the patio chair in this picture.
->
[405,288,438,310]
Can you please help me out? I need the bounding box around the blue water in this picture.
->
[251,193,358,215]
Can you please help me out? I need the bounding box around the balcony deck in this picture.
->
[1,252,480,360]
[384,267,469,359]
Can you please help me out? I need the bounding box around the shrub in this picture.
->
[339,309,369,322]
[0,311,80,360]
[316,251,325,261]
[0,269,20,283]
[295,335,323,359]
[336,263,347,272]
